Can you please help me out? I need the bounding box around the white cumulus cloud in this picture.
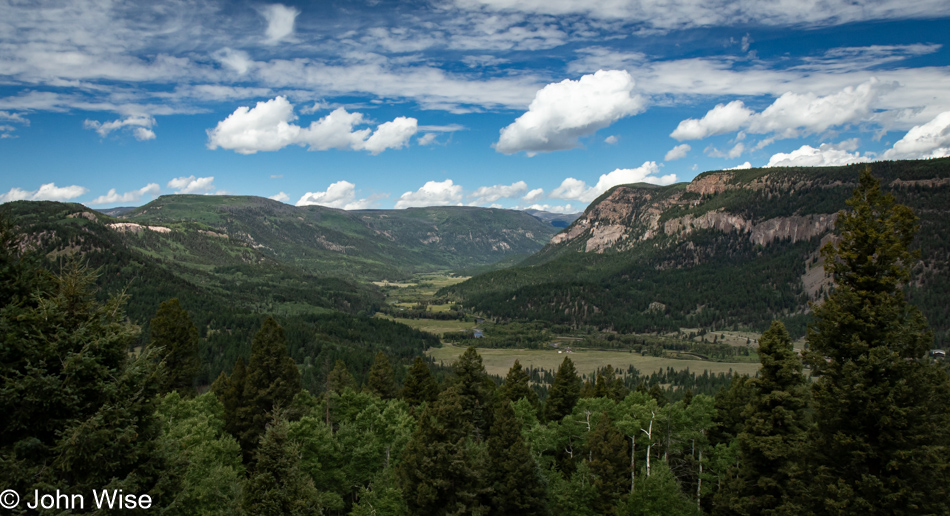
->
[206,96,418,155]
[0,183,88,203]
[168,176,216,194]
[84,115,156,141]
[494,70,645,155]
[362,117,419,154]
[882,111,950,160]
[269,192,290,202]
[671,101,752,141]
[395,179,464,209]
[88,183,160,205]
[665,143,690,161]
[523,188,545,203]
[671,80,884,142]
[296,181,380,210]
[725,162,753,170]
[260,4,300,44]
[766,140,871,167]
[551,161,675,203]
[469,181,529,205]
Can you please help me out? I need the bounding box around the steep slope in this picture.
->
[0,200,380,325]
[442,159,950,346]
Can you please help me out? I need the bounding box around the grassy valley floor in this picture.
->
[426,344,761,378]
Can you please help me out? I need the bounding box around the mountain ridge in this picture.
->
[441,158,950,345]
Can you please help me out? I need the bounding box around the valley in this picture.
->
[3,159,947,390]
[4,160,949,514]
[426,345,761,378]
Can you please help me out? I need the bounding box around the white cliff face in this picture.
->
[108,222,171,234]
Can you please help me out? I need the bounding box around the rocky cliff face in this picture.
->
[550,170,844,254]
[446,159,950,343]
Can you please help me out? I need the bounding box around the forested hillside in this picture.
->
[0,198,563,384]
[442,159,950,346]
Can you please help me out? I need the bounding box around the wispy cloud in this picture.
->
[260,4,300,44]
[88,183,161,205]
[84,115,157,140]
[452,0,950,28]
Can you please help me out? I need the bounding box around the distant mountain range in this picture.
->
[0,196,561,324]
[441,158,950,346]
[6,160,948,349]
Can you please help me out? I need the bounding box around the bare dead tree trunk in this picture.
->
[697,448,703,511]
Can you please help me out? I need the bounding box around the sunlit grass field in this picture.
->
[374,314,476,335]
[426,345,761,378]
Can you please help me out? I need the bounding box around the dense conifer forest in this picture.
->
[2,168,949,514]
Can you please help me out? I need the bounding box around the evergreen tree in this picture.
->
[398,386,487,515]
[215,317,301,461]
[401,356,439,406]
[0,260,163,499]
[149,297,201,396]
[587,413,630,514]
[501,359,540,410]
[592,365,628,401]
[328,359,355,394]
[486,401,548,515]
[708,375,752,448]
[243,415,321,515]
[452,347,496,441]
[366,351,399,400]
[544,357,581,422]
[715,321,808,516]
[212,357,248,446]
[804,168,950,515]
[648,384,667,407]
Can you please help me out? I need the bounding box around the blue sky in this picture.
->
[2,0,950,212]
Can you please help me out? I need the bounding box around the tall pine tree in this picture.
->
[401,356,439,406]
[214,317,301,462]
[544,357,581,422]
[149,298,201,396]
[487,401,548,515]
[398,386,487,515]
[501,359,540,411]
[804,168,950,515]
[714,321,808,515]
[366,351,398,400]
[452,347,496,441]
